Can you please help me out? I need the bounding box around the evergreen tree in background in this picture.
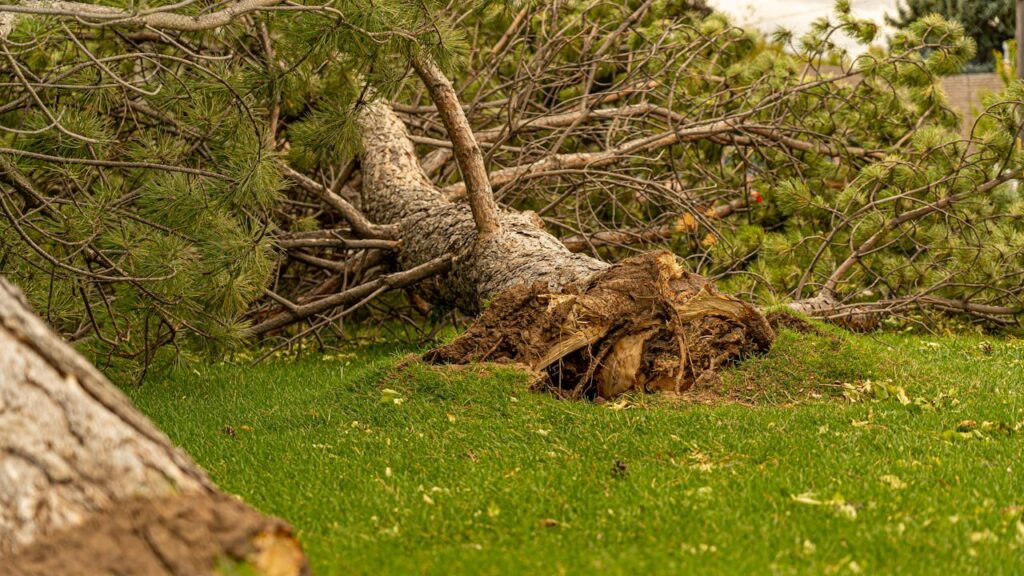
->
[887,0,1012,68]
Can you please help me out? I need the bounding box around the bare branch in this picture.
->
[281,164,398,240]
[412,54,502,237]
[248,255,452,336]
[0,0,285,31]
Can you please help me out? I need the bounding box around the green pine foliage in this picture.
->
[3,0,1024,379]
[444,2,1022,325]
[886,0,1012,68]
[0,0,466,378]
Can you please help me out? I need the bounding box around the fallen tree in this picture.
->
[0,277,307,575]
[352,94,774,397]
[1,0,1020,380]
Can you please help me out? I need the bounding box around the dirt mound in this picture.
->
[7,493,307,576]
[426,252,774,399]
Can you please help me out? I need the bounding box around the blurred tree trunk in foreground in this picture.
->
[0,278,307,576]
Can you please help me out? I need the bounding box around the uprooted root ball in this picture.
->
[425,252,775,399]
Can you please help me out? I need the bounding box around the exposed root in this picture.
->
[425,252,774,400]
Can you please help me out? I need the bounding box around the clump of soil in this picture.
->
[8,493,307,576]
[426,251,774,400]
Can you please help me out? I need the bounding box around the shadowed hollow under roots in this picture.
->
[426,252,775,399]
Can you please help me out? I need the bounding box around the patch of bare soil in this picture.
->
[8,493,307,576]
[426,252,774,400]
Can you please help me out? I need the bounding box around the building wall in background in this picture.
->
[817,66,1003,135]
[939,73,1004,134]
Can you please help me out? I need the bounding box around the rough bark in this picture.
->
[356,102,774,398]
[786,295,880,332]
[356,100,606,313]
[0,278,306,575]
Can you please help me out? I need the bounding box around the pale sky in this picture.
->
[708,0,901,54]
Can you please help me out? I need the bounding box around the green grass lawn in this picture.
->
[128,321,1024,575]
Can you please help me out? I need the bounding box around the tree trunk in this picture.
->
[357,100,607,313]
[356,101,774,399]
[0,278,307,576]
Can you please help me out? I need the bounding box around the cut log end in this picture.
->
[425,251,774,399]
[7,493,308,576]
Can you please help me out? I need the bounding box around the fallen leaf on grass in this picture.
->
[791,492,822,506]
[606,398,631,411]
[684,486,713,499]
[1001,505,1024,518]
[790,492,858,519]
[943,420,1021,441]
[680,542,718,554]
[842,379,912,405]
[851,419,887,430]
[969,530,998,544]
[957,420,977,431]
[380,388,405,405]
[879,475,907,490]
